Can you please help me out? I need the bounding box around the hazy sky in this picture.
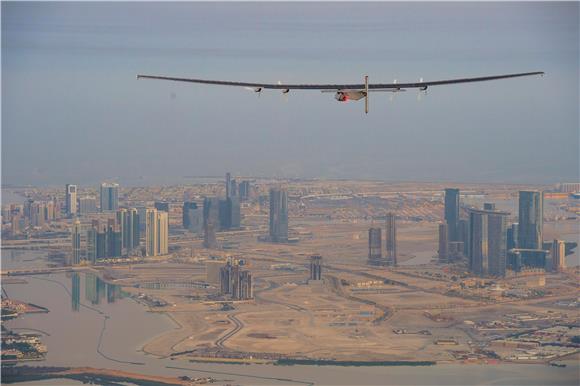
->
[2,2,578,186]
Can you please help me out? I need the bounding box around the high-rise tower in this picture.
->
[183,201,203,233]
[551,239,566,272]
[145,208,168,256]
[65,184,78,217]
[468,207,509,277]
[385,213,397,266]
[444,188,460,241]
[225,172,232,198]
[100,182,119,212]
[368,227,383,264]
[269,188,288,242]
[438,222,448,262]
[71,219,82,265]
[518,191,543,250]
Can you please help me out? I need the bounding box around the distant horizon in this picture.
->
[0,174,563,191]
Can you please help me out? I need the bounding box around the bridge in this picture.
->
[1,267,81,277]
[137,280,212,290]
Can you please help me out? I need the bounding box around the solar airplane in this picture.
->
[137,71,544,114]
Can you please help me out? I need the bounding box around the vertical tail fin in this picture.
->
[364,75,369,114]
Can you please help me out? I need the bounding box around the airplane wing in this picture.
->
[137,72,543,90]
[136,71,544,113]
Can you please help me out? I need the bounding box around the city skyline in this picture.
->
[1,2,578,384]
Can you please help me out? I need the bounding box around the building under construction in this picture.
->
[219,259,253,300]
[368,227,384,265]
[309,255,322,281]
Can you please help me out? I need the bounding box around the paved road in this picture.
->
[215,313,244,349]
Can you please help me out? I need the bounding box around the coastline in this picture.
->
[1,366,201,385]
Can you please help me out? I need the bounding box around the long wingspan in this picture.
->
[136,72,544,90]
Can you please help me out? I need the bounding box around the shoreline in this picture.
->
[1,365,201,385]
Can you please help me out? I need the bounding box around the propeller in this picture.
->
[278,81,289,102]
[244,87,262,97]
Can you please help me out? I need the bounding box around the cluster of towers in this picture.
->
[367,212,397,266]
[181,173,252,248]
[439,188,567,277]
[183,173,290,247]
[69,181,170,265]
[3,197,61,236]
[72,206,169,265]
[65,182,120,217]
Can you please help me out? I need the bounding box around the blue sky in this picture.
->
[2,2,578,186]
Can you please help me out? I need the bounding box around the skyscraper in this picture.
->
[368,227,383,264]
[29,202,46,227]
[228,196,241,229]
[239,181,251,201]
[65,184,77,217]
[487,211,508,277]
[203,197,220,231]
[444,188,460,242]
[117,208,140,253]
[269,188,288,242]
[100,182,119,212]
[507,223,519,250]
[11,213,21,235]
[518,191,543,250]
[506,222,519,271]
[238,270,253,300]
[230,178,238,197]
[385,213,397,266]
[106,218,122,258]
[116,209,128,249]
[468,207,509,277]
[145,209,159,256]
[157,210,168,255]
[438,222,448,262]
[203,222,218,249]
[458,219,469,255]
[145,208,169,256]
[183,201,203,233]
[217,196,241,231]
[129,208,140,251]
[96,224,107,259]
[78,196,97,214]
[87,222,98,264]
[71,219,82,265]
[225,172,232,198]
[551,239,566,272]
[219,199,230,229]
